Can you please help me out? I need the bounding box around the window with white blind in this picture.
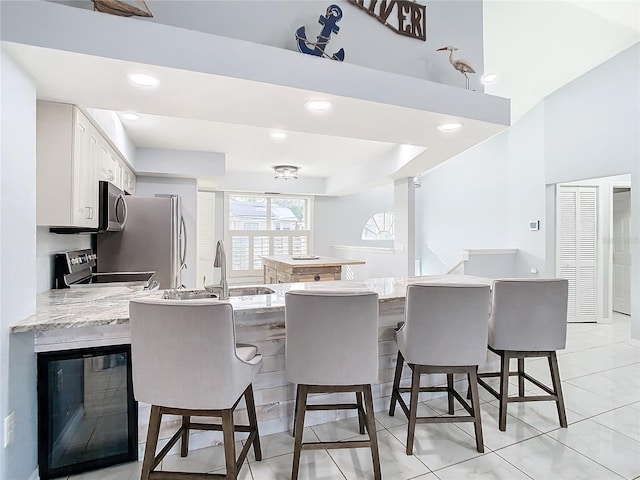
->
[225,194,313,278]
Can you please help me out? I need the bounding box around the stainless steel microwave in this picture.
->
[98,181,128,232]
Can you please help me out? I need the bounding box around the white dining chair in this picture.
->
[285,290,382,480]
[389,283,491,454]
[477,278,569,431]
[130,298,263,479]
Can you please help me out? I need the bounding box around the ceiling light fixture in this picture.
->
[273,165,299,180]
[128,73,159,87]
[437,122,463,132]
[304,100,331,112]
[120,112,141,121]
[481,73,498,85]
[270,131,287,141]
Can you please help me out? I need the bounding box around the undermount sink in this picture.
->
[169,286,276,300]
[228,286,275,297]
[162,289,217,300]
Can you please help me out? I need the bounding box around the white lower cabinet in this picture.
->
[37,102,98,228]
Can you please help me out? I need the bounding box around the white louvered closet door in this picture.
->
[557,186,598,322]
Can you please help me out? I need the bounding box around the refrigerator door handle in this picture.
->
[179,216,187,266]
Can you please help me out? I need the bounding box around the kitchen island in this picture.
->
[261,254,365,283]
[13,275,492,456]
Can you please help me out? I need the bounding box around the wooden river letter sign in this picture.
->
[347,0,426,41]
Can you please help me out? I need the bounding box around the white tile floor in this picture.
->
[68,313,640,480]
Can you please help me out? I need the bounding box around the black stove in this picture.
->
[54,249,156,289]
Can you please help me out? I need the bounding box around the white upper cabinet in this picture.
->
[37,102,98,228]
[122,164,136,194]
[97,134,116,185]
[37,101,136,228]
[96,132,133,192]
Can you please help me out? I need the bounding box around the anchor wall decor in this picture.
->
[295,4,345,61]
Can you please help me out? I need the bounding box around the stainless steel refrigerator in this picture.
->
[97,195,186,288]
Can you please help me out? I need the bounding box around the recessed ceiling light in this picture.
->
[481,73,498,85]
[270,131,287,141]
[304,100,331,112]
[128,73,159,87]
[120,112,141,121]
[437,122,463,132]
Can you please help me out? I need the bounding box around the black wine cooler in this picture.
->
[37,345,137,479]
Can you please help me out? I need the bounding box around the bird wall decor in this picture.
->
[437,46,475,90]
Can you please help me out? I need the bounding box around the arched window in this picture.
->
[361,212,394,240]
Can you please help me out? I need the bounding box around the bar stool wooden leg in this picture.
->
[406,365,421,455]
[363,384,382,480]
[356,391,366,435]
[389,351,404,416]
[468,367,484,453]
[180,415,190,457]
[141,405,161,480]
[222,409,237,479]
[548,352,568,428]
[518,358,525,397]
[244,384,262,461]
[498,352,510,432]
[292,385,308,480]
[292,384,300,438]
[447,373,455,415]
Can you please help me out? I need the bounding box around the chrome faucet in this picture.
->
[213,240,229,300]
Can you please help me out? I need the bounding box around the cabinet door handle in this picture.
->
[108,170,114,181]
[84,206,93,219]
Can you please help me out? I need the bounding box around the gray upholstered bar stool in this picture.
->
[477,278,569,431]
[285,290,382,480]
[389,283,491,455]
[130,298,263,480]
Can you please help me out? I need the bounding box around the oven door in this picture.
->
[99,181,128,232]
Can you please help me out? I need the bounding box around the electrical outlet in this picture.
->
[4,411,15,447]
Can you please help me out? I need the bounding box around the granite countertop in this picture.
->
[11,275,492,333]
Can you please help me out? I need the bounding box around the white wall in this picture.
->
[418,43,639,337]
[135,176,198,289]
[314,184,394,256]
[86,108,136,167]
[545,43,638,336]
[507,102,546,277]
[416,130,510,271]
[333,245,405,280]
[545,44,639,184]
[0,50,38,480]
[51,0,486,91]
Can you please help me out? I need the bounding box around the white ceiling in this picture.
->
[484,0,639,122]
[3,41,506,194]
[3,0,638,194]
